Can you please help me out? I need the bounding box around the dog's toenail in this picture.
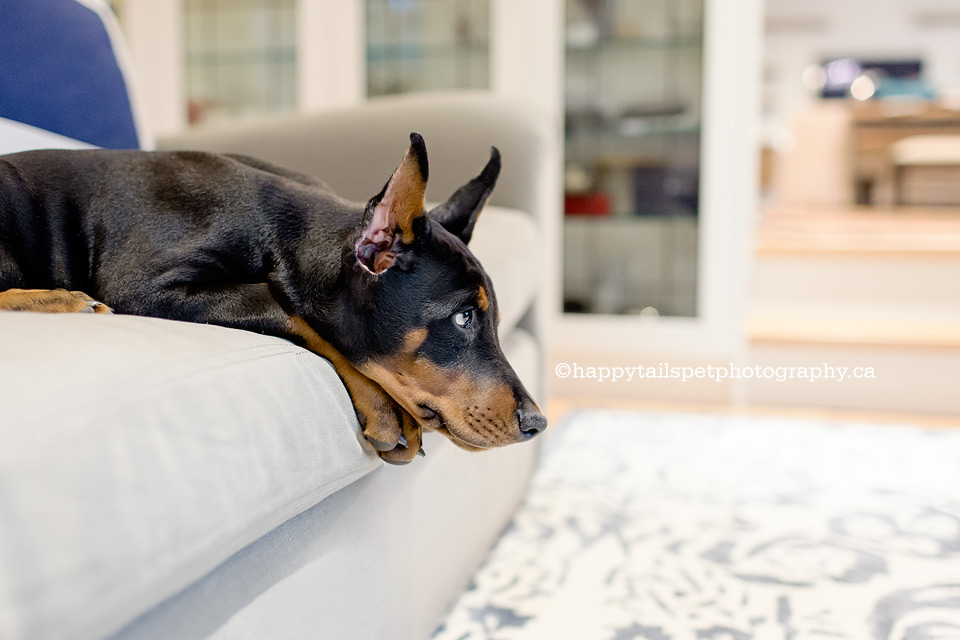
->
[417,447,426,457]
[365,436,395,452]
[397,434,408,448]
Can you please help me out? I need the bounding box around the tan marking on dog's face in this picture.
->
[403,327,428,351]
[477,286,489,312]
[358,327,520,450]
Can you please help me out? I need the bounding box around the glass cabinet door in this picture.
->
[183,0,298,126]
[563,0,704,317]
[365,0,490,98]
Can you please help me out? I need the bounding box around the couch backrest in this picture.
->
[158,92,555,221]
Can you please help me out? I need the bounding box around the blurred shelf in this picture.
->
[566,121,701,140]
[186,49,295,65]
[565,35,702,53]
[367,42,488,62]
[565,140,701,170]
[185,0,294,12]
[565,214,697,221]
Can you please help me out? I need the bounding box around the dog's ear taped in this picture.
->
[356,133,429,274]
[429,146,500,245]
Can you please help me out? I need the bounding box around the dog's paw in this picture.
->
[0,288,113,313]
[361,405,423,465]
[44,289,113,314]
[375,409,424,466]
[356,390,423,465]
[68,290,113,314]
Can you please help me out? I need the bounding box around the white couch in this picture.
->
[0,93,552,640]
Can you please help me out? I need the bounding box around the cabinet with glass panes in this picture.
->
[183,0,297,126]
[365,0,490,97]
[563,0,703,317]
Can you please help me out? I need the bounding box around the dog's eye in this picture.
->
[453,309,474,329]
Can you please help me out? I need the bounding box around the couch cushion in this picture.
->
[465,205,541,334]
[0,313,380,640]
[0,117,97,155]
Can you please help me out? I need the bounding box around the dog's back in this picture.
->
[0,149,350,308]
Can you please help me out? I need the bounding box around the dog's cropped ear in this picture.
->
[356,133,429,274]
[429,147,500,245]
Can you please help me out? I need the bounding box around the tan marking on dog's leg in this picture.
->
[287,316,422,463]
[0,288,113,314]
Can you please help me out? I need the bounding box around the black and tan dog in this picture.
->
[0,133,546,464]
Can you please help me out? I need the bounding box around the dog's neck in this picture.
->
[271,194,366,331]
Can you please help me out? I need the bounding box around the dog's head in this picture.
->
[343,133,546,450]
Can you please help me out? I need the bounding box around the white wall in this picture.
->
[763,0,960,142]
[297,0,365,112]
[121,0,185,138]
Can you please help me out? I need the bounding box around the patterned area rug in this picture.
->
[433,411,960,640]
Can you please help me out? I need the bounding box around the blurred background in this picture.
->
[27,0,960,418]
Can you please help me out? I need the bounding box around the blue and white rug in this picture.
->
[434,411,960,640]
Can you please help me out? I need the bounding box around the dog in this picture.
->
[0,133,546,464]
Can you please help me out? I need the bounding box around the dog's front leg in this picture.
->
[0,288,113,313]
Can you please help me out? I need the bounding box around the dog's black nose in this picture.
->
[516,405,547,438]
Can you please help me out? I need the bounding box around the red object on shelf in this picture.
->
[564,192,611,216]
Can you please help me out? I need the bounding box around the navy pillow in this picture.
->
[0,0,142,149]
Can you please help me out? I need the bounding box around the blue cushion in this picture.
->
[0,0,142,149]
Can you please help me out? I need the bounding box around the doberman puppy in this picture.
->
[0,133,546,464]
